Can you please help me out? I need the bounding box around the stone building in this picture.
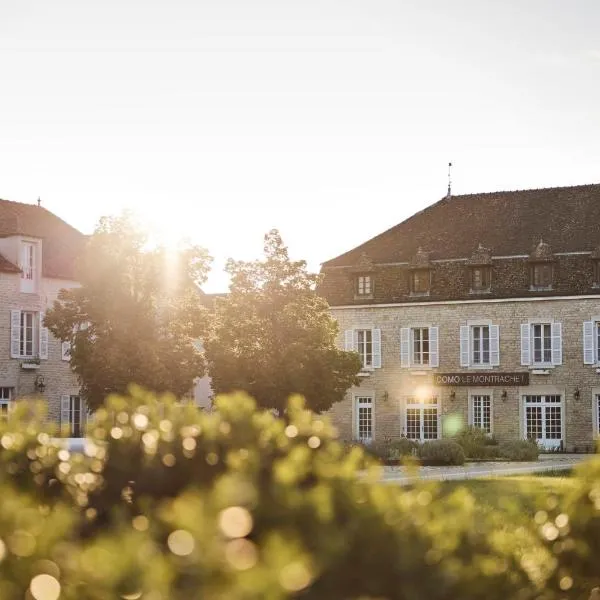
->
[0,198,85,435]
[319,184,600,451]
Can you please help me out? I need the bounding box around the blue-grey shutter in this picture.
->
[10,310,21,358]
[459,326,470,367]
[372,329,382,368]
[490,325,500,366]
[551,322,562,365]
[583,321,595,365]
[400,328,410,367]
[520,323,531,366]
[429,326,439,368]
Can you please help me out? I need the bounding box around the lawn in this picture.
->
[434,473,576,522]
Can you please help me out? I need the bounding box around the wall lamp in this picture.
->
[574,388,581,401]
[382,391,389,403]
[501,390,508,402]
[34,374,46,394]
[449,390,456,401]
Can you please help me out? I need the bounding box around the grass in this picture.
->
[433,474,576,521]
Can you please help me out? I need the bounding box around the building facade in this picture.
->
[0,198,85,435]
[319,184,600,451]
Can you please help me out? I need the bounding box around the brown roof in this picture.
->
[322,183,600,267]
[0,198,85,279]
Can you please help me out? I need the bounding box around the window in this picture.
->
[20,242,36,293]
[460,324,499,367]
[471,395,491,434]
[355,396,373,442]
[531,263,552,289]
[470,267,491,292]
[61,395,86,438]
[524,395,562,449]
[20,311,35,357]
[345,328,382,369]
[472,325,490,365]
[583,320,600,365]
[357,329,373,368]
[0,388,13,420]
[410,269,430,294]
[412,328,429,366]
[400,326,439,368]
[521,322,562,367]
[356,275,372,297]
[532,323,552,364]
[405,396,439,441]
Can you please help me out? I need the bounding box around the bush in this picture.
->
[369,437,418,462]
[418,439,466,466]
[498,439,540,461]
[2,388,597,599]
[454,426,489,458]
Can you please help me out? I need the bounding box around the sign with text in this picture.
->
[434,372,529,387]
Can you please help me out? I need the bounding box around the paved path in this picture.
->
[379,454,592,485]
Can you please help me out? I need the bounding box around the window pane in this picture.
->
[423,408,438,439]
[526,406,543,439]
[406,408,421,439]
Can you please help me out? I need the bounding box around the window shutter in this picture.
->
[344,330,354,351]
[10,310,21,358]
[551,322,562,365]
[61,341,72,361]
[583,321,595,365]
[520,323,531,366]
[459,326,470,367]
[39,313,48,360]
[60,395,71,435]
[400,328,410,367]
[490,324,500,366]
[429,326,439,368]
[372,328,382,368]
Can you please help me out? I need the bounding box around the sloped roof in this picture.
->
[0,198,85,279]
[322,183,600,268]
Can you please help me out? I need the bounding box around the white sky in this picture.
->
[1,0,599,291]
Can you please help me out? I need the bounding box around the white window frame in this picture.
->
[523,394,564,449]
[593,388,600,439]
[460,321,499,369]
[400,326,439,369]
[356,275,372,297]
[404,395,440,441]
[0,387,13,420]
[20,240,37,293]
[521,320,561,368]
[344,328,382,370]
[61,395,86,438]
[11,310,48,360]
[354,395,374,443]
[20,311,36,358]
[468,389,493,435]
[412,327,430,366]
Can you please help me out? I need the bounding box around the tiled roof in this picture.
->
[0,198,85,279]
[322,184,600,267]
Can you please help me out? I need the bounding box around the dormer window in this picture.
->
[471,266,491,292]
[20,241,37,293]
[411,269,430,294]
[356,275,372,297]
[594,261,600,287]
[532,263,553,289]
[528,239,554,291]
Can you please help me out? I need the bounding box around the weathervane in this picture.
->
[447,162,453,199]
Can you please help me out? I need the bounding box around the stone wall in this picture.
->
[0,271,80,423]
[327,295,600,451]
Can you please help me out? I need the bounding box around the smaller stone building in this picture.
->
[319,184,600,451]
[0,198,85,435]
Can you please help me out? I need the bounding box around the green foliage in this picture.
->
[204,230,361,413]
[455,426,500,459]
[498,439,540,461]
[44,214,211,411]
[369,438,419,462]
[3,390,600,598]
[419,439,466,466]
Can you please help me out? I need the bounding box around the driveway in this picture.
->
[380,454,592,485]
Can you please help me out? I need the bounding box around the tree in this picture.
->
[204,229,361,413]
[45,214,211,411]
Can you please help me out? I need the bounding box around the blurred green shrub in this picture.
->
[0,388,598,599]
[498,439,540,461]
[418,439,466,466]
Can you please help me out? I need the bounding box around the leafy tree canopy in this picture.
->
[204,229,361,413]
[45,214,211,410]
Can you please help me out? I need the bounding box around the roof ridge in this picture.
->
[450,182,600,199]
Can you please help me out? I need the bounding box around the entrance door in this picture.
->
[523,395,563,449]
